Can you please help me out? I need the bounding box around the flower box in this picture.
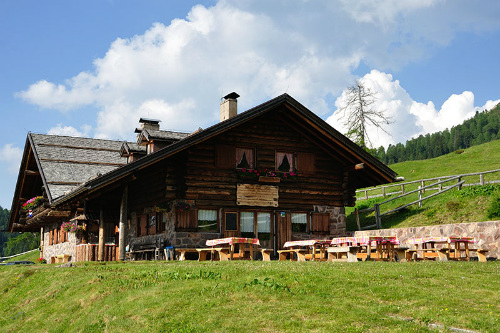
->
[258,176,281,183]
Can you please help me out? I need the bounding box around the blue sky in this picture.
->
[1,0,499,209]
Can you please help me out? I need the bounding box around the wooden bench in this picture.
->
[176,248,200,261]
[405,248,447,261]
[327,246,359,262]
[277,249,308,261]
[55,254,71,263]
[256,248,273,261]
[470,248,489,262]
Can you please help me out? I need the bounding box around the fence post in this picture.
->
[401,184,405,195]
[365,190,368,200]
[374,204,381,229]
[355,208,361,230]
[438,178,442,191]
[418,186,422,208]
[421,181,425,194]
[382,187,386,198]
[458,177,462,190]
[480,174,484,186]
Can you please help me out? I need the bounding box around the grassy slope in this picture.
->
[0,260,499,333]
[2,250,40,263]
[348,140,500,230]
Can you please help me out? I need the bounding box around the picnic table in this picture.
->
[329,236,401,261]
[279,240,330,261]
[206,237,261,260]
[405,237,485,261]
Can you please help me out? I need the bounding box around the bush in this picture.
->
[487,196,500,219]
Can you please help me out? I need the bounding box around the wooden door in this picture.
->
[275,211,291,250]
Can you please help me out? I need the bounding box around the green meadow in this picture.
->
[1,260,499,332]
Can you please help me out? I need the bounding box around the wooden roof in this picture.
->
[9,134,131,231]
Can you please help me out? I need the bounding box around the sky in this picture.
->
[1,0,499,209]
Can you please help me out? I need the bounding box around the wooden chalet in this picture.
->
[9,93,398,262]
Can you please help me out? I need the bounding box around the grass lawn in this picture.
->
[0,260,499,332]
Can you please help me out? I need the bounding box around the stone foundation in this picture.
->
[354,220,500,259]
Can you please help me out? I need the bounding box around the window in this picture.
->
[225,212,238,231]
[257,212,271,241]
[148,214,156,235]
[158,212,167,233]
[276,152,294,172]
[236,148,254,169]
[240,212,255,238]
[105,223,116,244]
[291,213,308,233]
[198,210,218,232]
[311,213,329,233]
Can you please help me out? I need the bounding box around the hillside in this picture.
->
[348,139,500,230]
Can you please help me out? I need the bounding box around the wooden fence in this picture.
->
[356,168,500,201]
[353,167,500,230]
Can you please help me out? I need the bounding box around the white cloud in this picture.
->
[0,144,23,174]
[327,70,500,148]
[47,124,92,137]
[16,1,500,142]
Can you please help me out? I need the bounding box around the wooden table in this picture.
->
[205,237,261,260]
[280,240,331,261]
[329,236,400,261]
[405,237,477,261]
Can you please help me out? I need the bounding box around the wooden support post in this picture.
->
[418,186,422,208]
[382,187,386,198]
[458,177,462,190]
[365,190,368,200]
[480,174,484,186]
[118,185,128,261]
[98,208,105,261]
[374,204,381,229]
[438,179,442,191]
[421,181,425,194]
[40,227,44,259]
[355,208,361,231]
[401,184,405,195]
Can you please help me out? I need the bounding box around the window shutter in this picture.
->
[216,144,236,168]
[176,210,197,230]
[297,152,315,175]
[311,213,329,233]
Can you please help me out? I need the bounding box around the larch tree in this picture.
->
[337,80,391,149]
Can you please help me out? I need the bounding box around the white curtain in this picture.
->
[257,212,271,233]
[276,152,293,172]
[236,148,254,168]
[240,212,254,232]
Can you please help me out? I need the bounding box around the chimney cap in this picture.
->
[223,92,240,100]
[139,117,161,124]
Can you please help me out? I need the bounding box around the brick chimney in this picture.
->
[220,92,240,122]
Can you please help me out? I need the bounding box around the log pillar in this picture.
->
[98,208,105,261]
[118,185,128,261]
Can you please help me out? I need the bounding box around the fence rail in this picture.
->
[356,168,500,201]
[354,169,498,230]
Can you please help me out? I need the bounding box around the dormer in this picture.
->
[120,142,147,163]
[135,118,190,155]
